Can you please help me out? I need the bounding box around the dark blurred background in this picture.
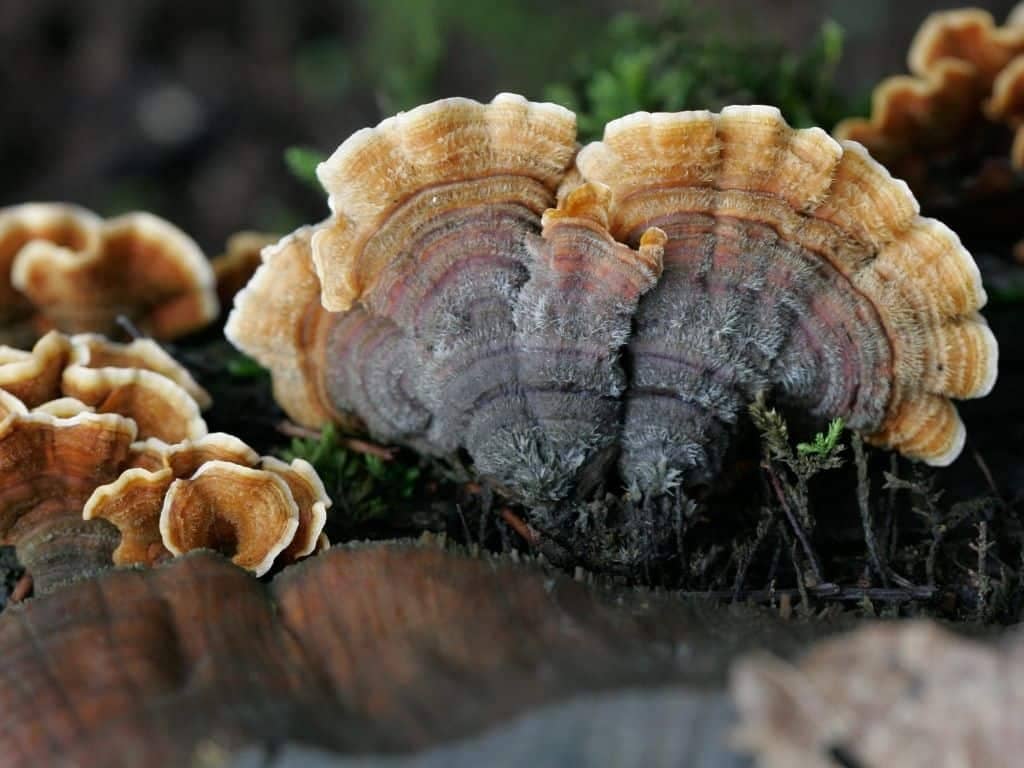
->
[0,0,1016,253]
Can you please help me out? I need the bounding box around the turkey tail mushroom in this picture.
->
[575,105,996,487]
[0,411,136,594]
[227,95,997,510]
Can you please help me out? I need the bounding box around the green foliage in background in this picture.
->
[545,1,851,140]
[355,0,605,113]
[284,146,327,192]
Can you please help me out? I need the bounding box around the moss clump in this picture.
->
[545,1,851,141]
[279,423,429,530]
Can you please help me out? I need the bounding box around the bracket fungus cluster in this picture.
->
[834,5,1024,205]
[0,331,328,591]
[85,433,330,577]
[0,202,218,346]
[228,92,997,542]
[0,330,210,442]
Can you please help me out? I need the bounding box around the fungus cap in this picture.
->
[0,410,137,591]
[0,203,102,345]
[85,433,263,567]
[68,333,212,410]
[259,456,331,563]
[212,231,279,308]
[10,208,218,339]
[225,225,340,428]
[835,5,1024,177]
[159,460,300,577]
[61,364,207,444]
[0,330,70,407]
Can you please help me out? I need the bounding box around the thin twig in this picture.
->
[852,434,890,587]
[765,462,823,584]
[9,573,32,603]
[115,314,146,340]
[500,507,539,547]
[973,449,1008,513]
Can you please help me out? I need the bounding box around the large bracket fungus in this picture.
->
[228,94,997,563]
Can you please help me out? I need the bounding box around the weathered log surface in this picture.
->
[2,541,838,767]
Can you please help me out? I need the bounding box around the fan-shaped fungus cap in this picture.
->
[225,225,340,428]
[574,105,997,468]
[61,363,207,444]
[83,467,176,566]
[0,203,102,345]
[0,410,136,593]
[68,333,212,410]
[834,5,1024,182]
[9,208,218,339]
[259,456,331,563]
[159,460,299,576]
[212,231,279,308]
[85,433,263,566]
[312,92,577,312]
[0,330,70,407]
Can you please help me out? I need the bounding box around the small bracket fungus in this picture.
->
[68,333,212,409]
[159,460,300,577]
[85,433,328,574]
[61,362,207,444]
[212,230,280,308]
[834,5,1024,194]
[225,225,341,428]
[1,203,218,341]
[0,330,70,407]
[0,203,101,345]
[259,456,332,563]
[0,410,137,593]
[1,332,211,442]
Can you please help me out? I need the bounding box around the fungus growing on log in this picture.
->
[0,330,211,443]
[228,94,997,526]
[0,410,136,593]
[1,203,218,341]
[84,434,328,573]
[0,203,101,345]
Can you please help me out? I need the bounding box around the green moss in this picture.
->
[279,423,426,526]
[545,2,852,141]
